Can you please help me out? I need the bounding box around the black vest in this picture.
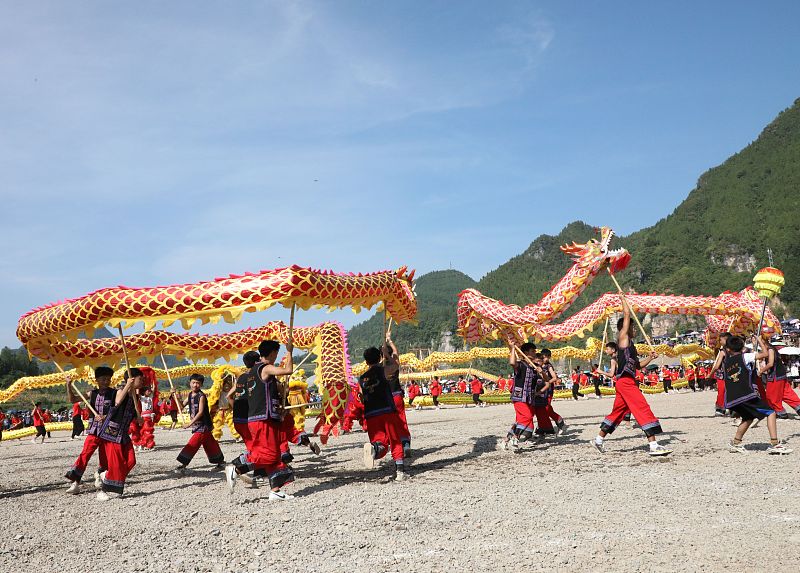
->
[511,362,537,404]
[616,344,640,378]
[188,390,213,432]
[232,371,252,423]
[722,353,759,408]
[359,365,396,418]
[247,364,282,422]
[87,388,117,436]
[97,393,136,444]
[766,348,788,381]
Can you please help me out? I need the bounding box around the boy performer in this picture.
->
[724,336,792,454]
[756,338,800,420]
[593,304,672,456]
[709,333,733,416]
[503,342,541,450]
[541,348,567,433]
[384,336,411,454]
[226,341,296,500]
[532,353,554,440]
[360,346,407,481]
[95,368,143,501]
[175,374,225,472]
[64,367,116,494]
[229,350,261,442]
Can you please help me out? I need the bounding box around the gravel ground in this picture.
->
[1,391,799,572]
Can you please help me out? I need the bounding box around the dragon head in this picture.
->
[560,226,631,273]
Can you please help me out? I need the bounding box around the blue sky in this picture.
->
[2,1,799,348]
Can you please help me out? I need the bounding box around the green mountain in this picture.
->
[348,97,800,357]
[621,98,800,308]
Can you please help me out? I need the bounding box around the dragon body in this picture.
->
[457,227,779,346]
[17,265,416,361]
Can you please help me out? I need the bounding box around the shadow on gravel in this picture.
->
[289,435,500,497]
[0,481,67,499]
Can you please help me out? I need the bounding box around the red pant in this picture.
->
[177,431,224,466]
[234,420,291,478]
[365,412,405,461]
[546,394,563,425]
[100,440,136,494]
[511,402,535,436]
[393,394,411,444]
[765,379,800,415]
[601,376,662,436]
[139,416,155,449]
[715,378,725,409]
[233,421,251,443]
[65,434,107,482]
[280,415,308,454]
[534,405,554,434]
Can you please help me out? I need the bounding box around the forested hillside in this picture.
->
[348,98,800,357]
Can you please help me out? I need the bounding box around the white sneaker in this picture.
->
[268,490,295,501]
[593,439,605,454]
[559,423,568,434]
[225,465,237,492]
[95,471,104,491]
[502,438,510,451]
[510,436,519,450]
[395,470,407,482]
[648,444,673,456]
[728,440,747,454]
[66,482,81,495]
[96,491,120,502]
[363,443,375,469]
[767,442,793,455]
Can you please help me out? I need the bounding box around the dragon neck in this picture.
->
[529,258,605,324]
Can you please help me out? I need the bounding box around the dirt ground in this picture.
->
[1,390,798,572]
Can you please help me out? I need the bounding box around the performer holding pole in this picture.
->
[64,365,113,495]
[593,280,672,456]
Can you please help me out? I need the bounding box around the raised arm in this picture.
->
[710,349,725,373]
[225,384,238,403]
[115,377,136,406]
[260,344,294,379]
[618,302,631,348]
[758,347,775,375]
[638,352,659,368]
[65,374,76,403]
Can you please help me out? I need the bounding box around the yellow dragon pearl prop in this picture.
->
[753,267,784,299]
